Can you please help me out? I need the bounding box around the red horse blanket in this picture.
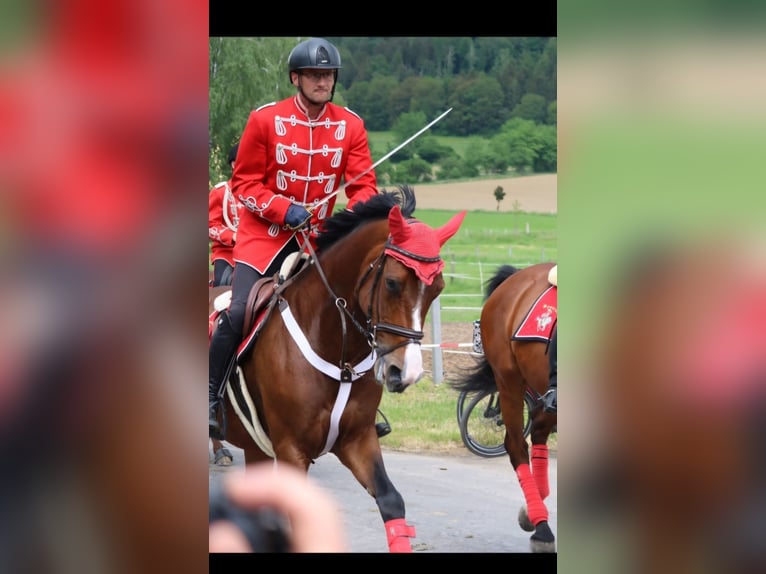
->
[512,285,557,342]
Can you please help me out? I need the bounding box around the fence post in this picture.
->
[430,295,444,384]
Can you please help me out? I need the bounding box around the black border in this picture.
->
[209,4,557,37]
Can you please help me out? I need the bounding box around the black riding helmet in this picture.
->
[288,37,342,101]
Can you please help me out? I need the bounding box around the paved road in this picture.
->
[209,443,557,553]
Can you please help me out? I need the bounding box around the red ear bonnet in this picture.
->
[385,207,467,285]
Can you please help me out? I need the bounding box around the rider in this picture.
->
[208,37,382,440]
[209,143,244,287]
[542,327,557,413]
[541,263,557,413]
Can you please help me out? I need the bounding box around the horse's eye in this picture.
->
[385,277,401,294]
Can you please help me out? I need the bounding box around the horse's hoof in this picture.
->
[518,506,534,532]
[214,447,233,466]
[530,538,556,553]
[530,520,556,553]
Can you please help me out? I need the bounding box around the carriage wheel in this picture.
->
[455,390,471,424]
[459,389,535,457]
[459,390,506,457]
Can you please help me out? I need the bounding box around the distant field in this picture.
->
[368,131,476,160]
[365,130,557,214]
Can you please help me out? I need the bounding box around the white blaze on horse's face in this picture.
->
[373,274,429,392]
[399,282,426,385]
[377,206,467,392]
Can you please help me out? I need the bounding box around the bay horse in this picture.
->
[211,185,465,552]
[451,262,558,553]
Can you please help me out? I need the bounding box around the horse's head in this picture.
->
[367,205,466,392]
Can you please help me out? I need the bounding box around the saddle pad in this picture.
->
[512,285,557,342]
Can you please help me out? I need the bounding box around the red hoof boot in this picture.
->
[385,518,416,552]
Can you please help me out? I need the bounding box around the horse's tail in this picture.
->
[485,264,519,299]
[450,355,496,395]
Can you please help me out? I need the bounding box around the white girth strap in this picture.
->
[227,368,276,459]
[280,301,376,455]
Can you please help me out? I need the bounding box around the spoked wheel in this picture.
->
[460,390,506,457]
[456,389,470,424]
[459,389,536,458]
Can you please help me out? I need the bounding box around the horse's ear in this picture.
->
[435,210,467,247]
[388,205,412,242]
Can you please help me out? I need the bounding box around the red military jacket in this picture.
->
[231,95,378,273]
[208,179,244,267]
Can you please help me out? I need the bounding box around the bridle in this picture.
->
[301,230,434,377]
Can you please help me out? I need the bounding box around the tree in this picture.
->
[494,186,506,211]
[511,93,549,124]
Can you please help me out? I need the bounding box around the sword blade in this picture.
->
[312,107,453,211]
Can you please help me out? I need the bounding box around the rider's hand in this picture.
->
[284,205,312,230]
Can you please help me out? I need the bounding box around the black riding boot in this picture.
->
[542,329,557,413]
[209,311,240,440]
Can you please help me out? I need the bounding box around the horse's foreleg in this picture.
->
[529,413,557,500]
[372,461,416,552]
[531,444,549,499]
[506,423,556,553]
[515,463,556,553]
[337,443,416,553]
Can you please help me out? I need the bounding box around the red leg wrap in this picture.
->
[385,518,416,553]
[516,463,548,526]
[531,444,550,499]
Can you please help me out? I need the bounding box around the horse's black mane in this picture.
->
[314,184,417,252]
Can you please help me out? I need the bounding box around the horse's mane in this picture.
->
[485,265,519,299]
[314,184,417,252]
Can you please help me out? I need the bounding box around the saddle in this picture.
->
[238,252,311,359]
[208,252,310,354]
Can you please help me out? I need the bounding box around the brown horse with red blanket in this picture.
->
[452,262,558,553]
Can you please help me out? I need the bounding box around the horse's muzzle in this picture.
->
[375,356,424,393]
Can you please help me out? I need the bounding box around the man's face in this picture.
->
[293,68,335,106]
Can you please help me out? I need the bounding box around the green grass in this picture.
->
[378,379,465,452]
[377,376,558,454]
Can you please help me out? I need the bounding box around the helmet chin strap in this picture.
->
[330,70,338,101]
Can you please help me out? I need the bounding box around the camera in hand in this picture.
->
[209,485,291,552]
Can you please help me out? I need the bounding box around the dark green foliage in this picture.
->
[209,37,557,184]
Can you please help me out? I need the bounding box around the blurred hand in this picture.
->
[209,462,347,553]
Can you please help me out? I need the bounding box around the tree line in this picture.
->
[209,37,556,186]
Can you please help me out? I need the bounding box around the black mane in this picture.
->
[314,184,417,252]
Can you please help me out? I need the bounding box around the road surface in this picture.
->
[209,443,557,553]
